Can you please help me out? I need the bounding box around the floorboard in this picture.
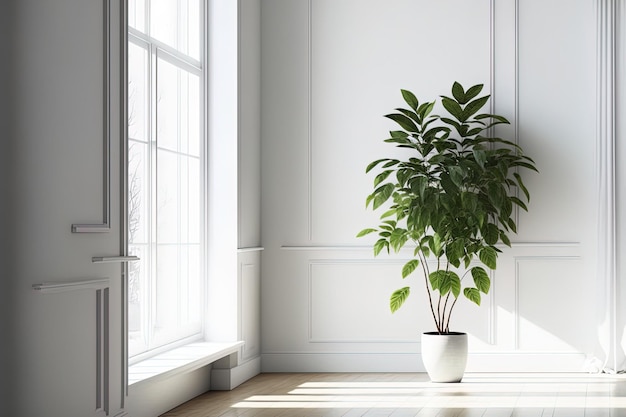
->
[160,373,626,417]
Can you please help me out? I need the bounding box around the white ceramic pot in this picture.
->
[421,332,468,383]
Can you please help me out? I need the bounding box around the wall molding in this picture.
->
[72,0,112,233]
[96,287,110,414]
[306,259,497,344]
[513,256,581,350]
[261,351,588,373]
[281,242,580,251]
[32,278,111,414]
[307,0,313,241]
[237,247,264,253]
[32,278,111,293]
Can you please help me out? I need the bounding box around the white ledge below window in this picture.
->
[128,341,244,386]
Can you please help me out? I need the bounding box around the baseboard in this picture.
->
[261,352,590,373]
[211,356,261,390]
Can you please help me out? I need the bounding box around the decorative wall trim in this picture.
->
[237,247,264,253]
[72,0,112,233]
[32,278,111,293]
[281,242,580,251]
[488,268,497,345]
[96,288,110,414]
[514,0,521,227]
[307,260,420,344]
[307,0,313,242]
[489,0,496,117]
[307,259,496,344]
[239,262,258,360]
[513,256,581,350]
[261,351,589,373]
[32,278,111,414]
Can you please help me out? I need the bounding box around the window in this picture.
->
[127,0,204,360]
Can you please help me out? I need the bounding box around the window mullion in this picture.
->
[147,43,158,350]
[130,27,201,73]
[177,63,183,329]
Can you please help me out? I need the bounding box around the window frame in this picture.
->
[126,0,207,364]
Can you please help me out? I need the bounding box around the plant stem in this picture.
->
[445,297,459,332]
[418,250,439,332]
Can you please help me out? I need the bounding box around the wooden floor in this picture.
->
[161,372,626,417]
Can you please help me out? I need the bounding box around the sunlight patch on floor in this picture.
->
[231,373,626,410]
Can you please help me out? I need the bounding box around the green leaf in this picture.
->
[418,101,435,118]
[429,270,445,291]
[507,217,517,233]
[446,271,462,298]
[356,228,377,238]
[471,266,490,293]
[487,183,504,211]
[513,172,530,201]
[432,271,461,297]
[366,158,389,173]
[402,259,419,278]
[446,239,465,264]
[464,84,484,102]
[374,170,393,187]
[385,113,419,132]
[511,196,529,211]
[449,166,464,187]
[479,246,498,269]
[396,108,421,125]
[464,287,481,306]
[390,287,411,313]
[401,89,419,111]
[475,113,509,124]
[500,231,511,247]
[372,183,395,210]
[452,82,465,103]
[410,176,428,198]
[483,223,499,245]
[389,228,409,252]
[373,238,389,256]
[441,97,464,120]
[512,160,539,172]
[462,95,490,121]
[428,233,443,256]
[473,148,487,169]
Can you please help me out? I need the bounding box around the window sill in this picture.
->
[128,341,244,386]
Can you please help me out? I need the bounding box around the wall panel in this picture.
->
[262,0,599,372]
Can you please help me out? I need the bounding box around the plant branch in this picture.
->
[418,249,440,332]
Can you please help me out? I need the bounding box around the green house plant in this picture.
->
[358,82,537,381]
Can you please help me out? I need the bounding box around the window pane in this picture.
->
[150,0,201,61]
[156,57,179,152]
[128,0,204,361]
[129,43,148,142]
[128,141,149,244]
[128,245,148,357]
[156,149,178,243]
[129,0,146,32]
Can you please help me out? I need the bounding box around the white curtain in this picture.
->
[590,0,626,374]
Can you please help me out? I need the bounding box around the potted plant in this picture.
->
[358,82,537,382]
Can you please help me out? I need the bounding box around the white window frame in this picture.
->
[127,0,207,364]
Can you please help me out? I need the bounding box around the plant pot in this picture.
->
[421,331,468,383]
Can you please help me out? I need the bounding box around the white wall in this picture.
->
[1,0,262,415]
[260,0,602,372]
